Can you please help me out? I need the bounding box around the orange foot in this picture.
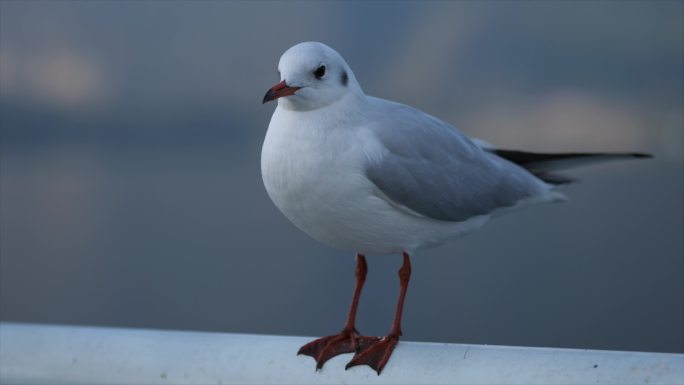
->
[345,334,400,375]
[298,328,380,370]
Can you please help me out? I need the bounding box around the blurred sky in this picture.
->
[1,1,683,354]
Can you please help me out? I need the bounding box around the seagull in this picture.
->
[261,41,650,374]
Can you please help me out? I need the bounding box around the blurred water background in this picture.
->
[1,1,682,353]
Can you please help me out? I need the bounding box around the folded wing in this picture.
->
[364,99,550,222]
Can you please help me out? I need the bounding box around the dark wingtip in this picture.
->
[631,153,653,159]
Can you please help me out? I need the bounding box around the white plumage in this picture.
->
[261,42,562,255]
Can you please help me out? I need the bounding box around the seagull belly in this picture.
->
[261,121,490,254]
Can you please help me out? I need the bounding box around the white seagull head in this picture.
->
[263,42,363,111]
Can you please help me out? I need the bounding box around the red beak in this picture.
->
[262,80,300,104]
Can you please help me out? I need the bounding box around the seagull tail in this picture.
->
[489,149,653,185]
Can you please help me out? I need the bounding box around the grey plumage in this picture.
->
[364,98,651,222]
[365,99,550,222]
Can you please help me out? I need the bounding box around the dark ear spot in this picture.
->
[341,70,348,86]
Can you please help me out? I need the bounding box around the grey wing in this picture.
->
[364,100,548,222]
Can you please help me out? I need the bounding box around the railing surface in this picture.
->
[1,322,682,384]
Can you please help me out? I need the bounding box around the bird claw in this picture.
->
[345,334,400,375]
[297,329,379,370]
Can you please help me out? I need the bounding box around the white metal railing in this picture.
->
[1,322,682,384]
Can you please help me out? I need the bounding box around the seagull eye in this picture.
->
[314,65,326,79]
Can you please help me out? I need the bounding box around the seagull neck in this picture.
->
[278,90,368,117]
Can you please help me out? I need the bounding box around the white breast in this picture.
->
[261,105,376,249]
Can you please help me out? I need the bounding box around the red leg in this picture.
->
[346,252,411,375]
[298,254,378,370]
